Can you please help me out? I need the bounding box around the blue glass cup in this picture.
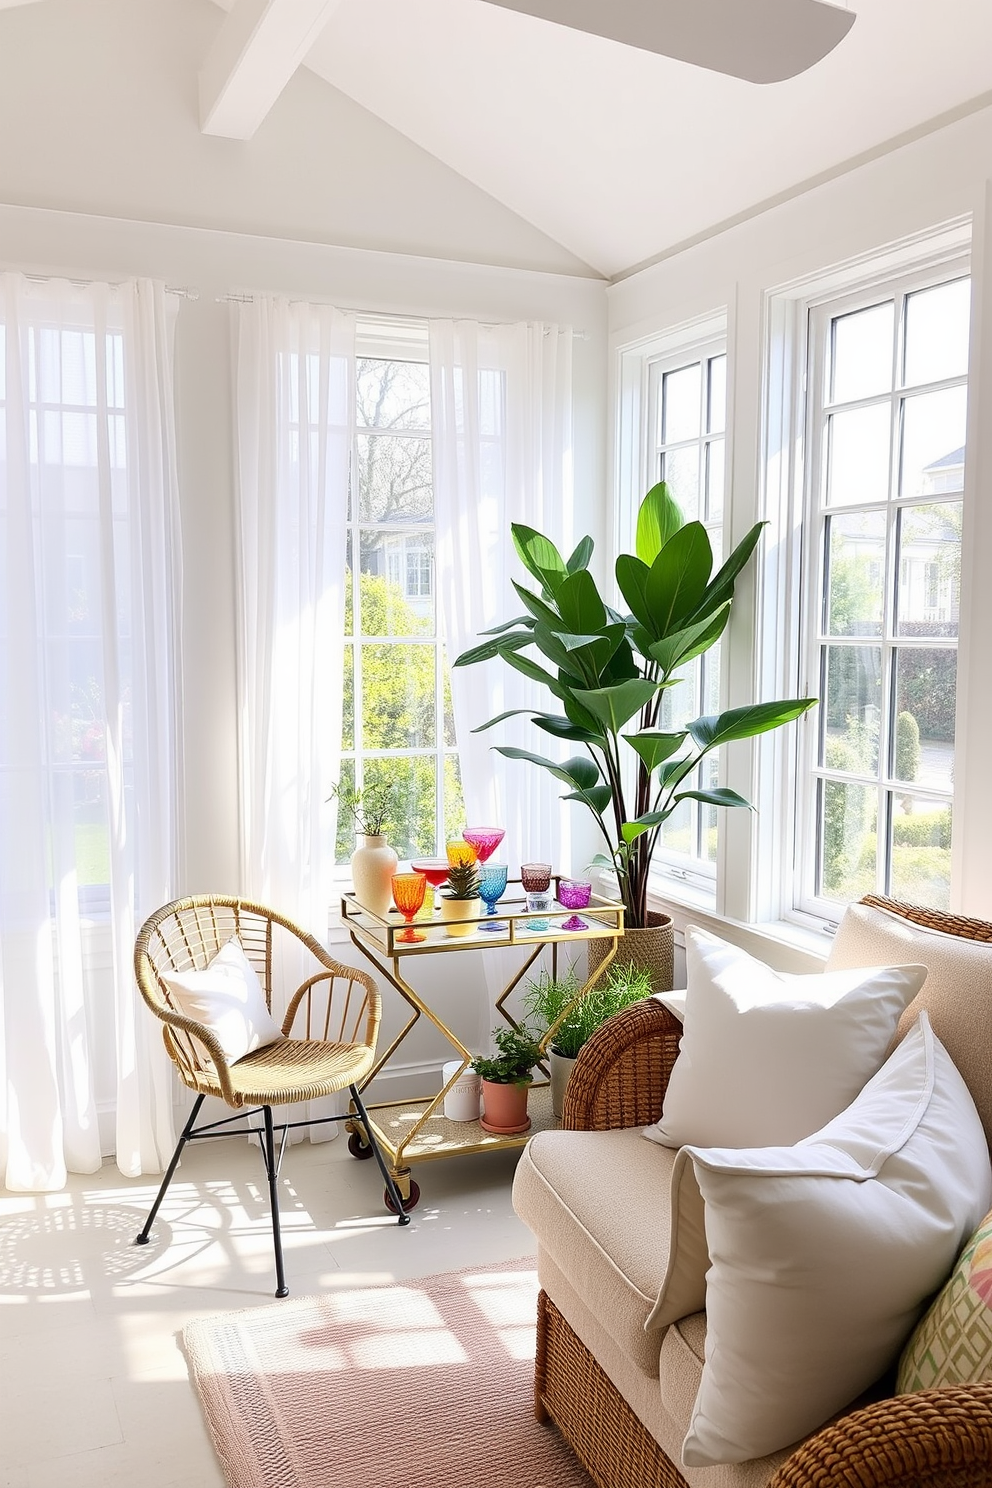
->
[478,862,509,931]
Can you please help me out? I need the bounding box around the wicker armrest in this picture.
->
[561,996,683,1131]
[770,1383,992,1487]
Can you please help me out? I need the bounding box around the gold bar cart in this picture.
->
[341,880,624,1209]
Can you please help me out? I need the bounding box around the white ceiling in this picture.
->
[6,0,992,280]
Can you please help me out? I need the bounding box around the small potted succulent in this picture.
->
[440,859,481,937]
[523,960,652,1116]
[472,1025,544,1134]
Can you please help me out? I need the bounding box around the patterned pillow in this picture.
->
[898,1209,992,1392]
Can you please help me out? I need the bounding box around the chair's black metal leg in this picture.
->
[349,1085,412,1227]
[262,1105,290,1298]
[136,1093,206,1245]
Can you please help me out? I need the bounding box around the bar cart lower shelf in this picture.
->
[341,882,624,1209]
[347,1081,559,1210]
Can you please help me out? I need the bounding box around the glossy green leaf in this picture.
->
[469,707,546,734]
[478,614,535,637]
[648,603,731,677]
[454,631,534,667]
[555,569,608,635]
[646,522,713,634]
[566,535,594,574]
[532,715,603,743]
[563,785,613,815]
[688,699,818,751]
[571,678,659,734]
[512,580,563,631]
[622,730,686,774]
[673,788,754,811]
[496,747,601,797]
[615,554,653,630]
[686,522,764,623]
[512,524,568,593]
[635,481,684,565]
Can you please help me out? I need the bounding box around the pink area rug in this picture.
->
[183,1258,594,1488]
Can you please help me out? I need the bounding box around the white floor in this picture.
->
[0,1132,535,1487]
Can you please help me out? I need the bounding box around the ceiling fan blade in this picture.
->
[478,0,855,82]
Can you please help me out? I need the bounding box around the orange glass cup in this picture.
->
[391,872,428,943]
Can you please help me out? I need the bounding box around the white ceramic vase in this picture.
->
[350,834,398,919]
[549,1047,577,1120]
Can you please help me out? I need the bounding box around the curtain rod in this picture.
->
[20,272,199,299]
[217,294,588,338]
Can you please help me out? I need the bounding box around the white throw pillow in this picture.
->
[676,1014,991,1467]
[162,937,283,1065]
[646,926,927,1150]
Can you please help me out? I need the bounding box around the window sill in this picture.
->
[647,889,831,974]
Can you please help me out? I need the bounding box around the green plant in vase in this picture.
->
[454,481,817,931]
[523,960,652,1116]
[440,859,481,938]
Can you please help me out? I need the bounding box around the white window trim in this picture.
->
[760,217,972,935]
[613,311,728,913]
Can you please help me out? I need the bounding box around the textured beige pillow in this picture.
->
[827,901,992,1148]
[677,1015,991,1467]
[898,1207,992,1392]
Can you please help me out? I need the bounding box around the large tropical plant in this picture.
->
[454,482,817,928]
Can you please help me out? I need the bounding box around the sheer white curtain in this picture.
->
[0,274,182,1191]
[235,297,353,948]
[430,320,573,871]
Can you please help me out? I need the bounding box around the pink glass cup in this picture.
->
[462,827,505,864]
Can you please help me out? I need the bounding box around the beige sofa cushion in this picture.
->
[827,901,992,1146]
[513,1126,677,1374]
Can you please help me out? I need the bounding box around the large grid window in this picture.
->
[648,346,728,879]
[335,350,463,863]
[800,272,969,913]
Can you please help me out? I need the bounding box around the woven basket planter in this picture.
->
[588,909,675,994]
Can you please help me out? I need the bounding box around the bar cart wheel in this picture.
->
[384,1178,421,1214]
[347,1129,374,1160]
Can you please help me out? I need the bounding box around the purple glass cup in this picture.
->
[558,879,592,930]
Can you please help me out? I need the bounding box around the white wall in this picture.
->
[608,102,992,929]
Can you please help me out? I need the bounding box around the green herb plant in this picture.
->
[523,961,652,1060]
[471,1025,544,1086]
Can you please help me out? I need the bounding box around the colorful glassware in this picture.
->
[391,872,428,943]
[462,827,505,864]
[446,839,478,868]
[478,862,509,931]
[558,879,592,931]
[521,862,553,930]
[411,859,451,889]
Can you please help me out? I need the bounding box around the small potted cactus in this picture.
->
[440,859,481,937]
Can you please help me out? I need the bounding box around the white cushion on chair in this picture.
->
[162,936,283,1064]
[646,926,926,1150]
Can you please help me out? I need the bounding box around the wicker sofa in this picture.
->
[513,896,992,1488]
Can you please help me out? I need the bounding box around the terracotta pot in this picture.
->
[549,1048,577,1120]
[439,896,480,937]
[588,909,675,993]
[480,1078,531,1134]
[350,834,398,919]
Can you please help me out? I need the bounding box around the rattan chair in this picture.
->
[133,895,409,1297]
